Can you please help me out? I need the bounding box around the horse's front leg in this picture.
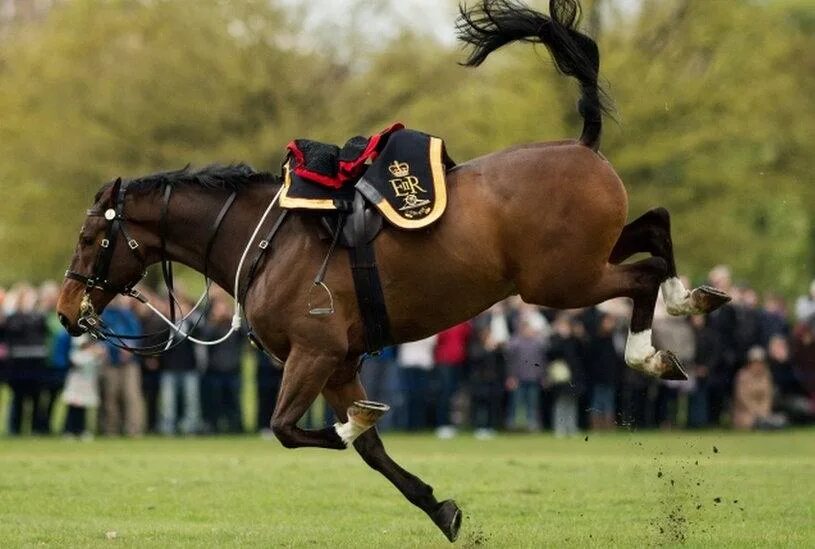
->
[323,374,462,543]
[269,345,347,449]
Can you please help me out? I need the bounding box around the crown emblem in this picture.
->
[388,160,410,178]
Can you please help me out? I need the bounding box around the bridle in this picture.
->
[65,175,286,355]
[65,177,146,295]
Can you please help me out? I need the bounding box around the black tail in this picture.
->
[457,0,608,150]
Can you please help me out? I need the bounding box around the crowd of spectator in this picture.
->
[1,265,814,439]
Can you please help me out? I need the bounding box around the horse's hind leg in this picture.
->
[609,207,730,315]
[322,375,462,543]
[587,258,687,380]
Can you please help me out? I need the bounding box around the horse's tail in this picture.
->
[457,0,608,151]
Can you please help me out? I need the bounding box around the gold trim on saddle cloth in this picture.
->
[367,137,447,230]
[279,162,338,210]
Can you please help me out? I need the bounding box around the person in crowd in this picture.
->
[256,346,284,437]
[547,312,586,437]
[687,314,720,428]
[433,322,471,439]
[100,295,145,436]
[40,281,69,433]
[734,285,763,363]
[652,293,696,429]
[794,279,815,323]
[397,335,437,431]
[132,285,172,434]
[791,319,815,420]
[0,286,9,408]
[359,346,398,432]
[586,310,621,430]
[468,303,509,439]
[761,293,790,345]
[5,284,50,435]
[767,334,812,423]
[200,296,244,434]
[158,293,202,436]
[706,265,740,426]
[504,316,546,432]
[732,346,786,430]
[62,334,106,439]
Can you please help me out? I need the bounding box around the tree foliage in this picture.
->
[0,0,812,296]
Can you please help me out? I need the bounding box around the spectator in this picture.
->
[397,335,437,431]
[706,265,740,426]
[158,294,202,436]
[547,312,586,437]
[504,317,546,432]
[41,281,69,432]
[433,322,471,439]
[100,295,145,437]
[468,304,509,440]
[5,284,50,435]
[794,279,815,322]
[732,346,785,430]
[767,334,812,424]
[0,286,9,406]
[761,293,790,345]
[687,314,720,428]
[359,346,398,432]
[791,320,815,419]
[653,296,696,429]
[586,311,621,431]
[200,297,244,434]
[62,335,106,439]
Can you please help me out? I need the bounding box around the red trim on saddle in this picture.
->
[286,122,404,189]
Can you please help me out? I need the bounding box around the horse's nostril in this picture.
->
[58,313,70,328]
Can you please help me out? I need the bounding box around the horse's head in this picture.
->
[57,178,149,335]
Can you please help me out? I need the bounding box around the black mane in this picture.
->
[95,163,275,201]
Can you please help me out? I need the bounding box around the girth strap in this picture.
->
[348,240,391,354]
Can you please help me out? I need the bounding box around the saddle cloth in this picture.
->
[280,125,450,230]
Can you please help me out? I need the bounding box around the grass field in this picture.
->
[0,430,813,547]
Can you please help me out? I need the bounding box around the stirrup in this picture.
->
[307,281,334,316]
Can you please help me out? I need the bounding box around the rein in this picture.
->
[67,179,286,355]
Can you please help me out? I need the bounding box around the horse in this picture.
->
[56,0,730,542]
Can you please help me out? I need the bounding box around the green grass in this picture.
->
[0,431,813,547]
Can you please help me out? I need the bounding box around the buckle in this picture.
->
[101,238,110,248]
[258,240,269,250]
[128,239,139,250]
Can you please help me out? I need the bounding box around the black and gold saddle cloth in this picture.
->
[280,124,450,230]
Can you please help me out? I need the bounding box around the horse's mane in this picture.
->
[95,163,275,201]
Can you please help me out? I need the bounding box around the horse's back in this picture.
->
[375,140,628,340]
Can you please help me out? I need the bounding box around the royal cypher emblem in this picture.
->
[388,160,431,218]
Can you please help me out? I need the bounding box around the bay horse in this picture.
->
[56,0,729,542]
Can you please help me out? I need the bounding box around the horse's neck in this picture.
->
[154,188,272,299]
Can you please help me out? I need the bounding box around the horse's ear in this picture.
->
[111,177,122,196]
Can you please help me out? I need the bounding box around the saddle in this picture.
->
[279,124,454,353]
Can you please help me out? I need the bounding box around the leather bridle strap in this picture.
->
[158,182,178,324]
[240,208,290,305]
[203,191,237,280]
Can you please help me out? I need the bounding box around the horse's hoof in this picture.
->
[348,400,390,429]
[656,350,688,381]
[430,499,462,543]
[690,285,731,314]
